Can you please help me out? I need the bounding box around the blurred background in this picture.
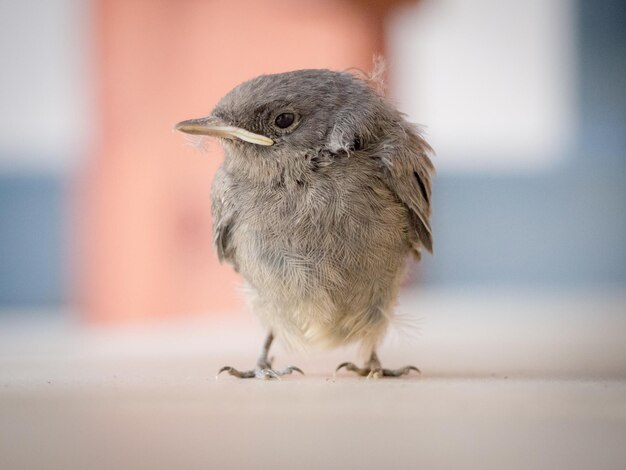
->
[1,1,625,469]
[0,0,623,320]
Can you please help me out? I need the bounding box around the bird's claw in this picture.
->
[335,362,368,376]
[335,362,420,379]
[217,365,304,380]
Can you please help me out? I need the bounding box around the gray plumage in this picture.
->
[177,69,433,378]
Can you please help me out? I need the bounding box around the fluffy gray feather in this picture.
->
[183,69,433,354]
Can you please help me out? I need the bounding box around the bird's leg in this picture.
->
[256,331,275,369]
[218,331,304,380]
[336,350,420,379]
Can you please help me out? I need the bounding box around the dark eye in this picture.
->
[274,112,295,129]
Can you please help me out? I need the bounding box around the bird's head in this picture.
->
[175,69,394,168]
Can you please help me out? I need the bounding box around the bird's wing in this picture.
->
[211,168,237,268]
[378,123,434,255]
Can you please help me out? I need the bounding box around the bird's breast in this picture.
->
[229,169,408,299]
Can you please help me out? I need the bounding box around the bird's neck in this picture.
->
[223,147,329,187]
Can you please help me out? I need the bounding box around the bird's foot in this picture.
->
[335,362,420,379]
[217,359,304,380]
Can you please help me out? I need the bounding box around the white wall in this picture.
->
[387,0,577,173]
[0,0,92,173]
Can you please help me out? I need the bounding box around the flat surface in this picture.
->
[1,289,625,470]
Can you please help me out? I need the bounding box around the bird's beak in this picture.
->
[174,116,274,146]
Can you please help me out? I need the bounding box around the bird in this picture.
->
[175,69,434,379]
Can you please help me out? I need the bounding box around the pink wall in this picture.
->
[78,0,398,322]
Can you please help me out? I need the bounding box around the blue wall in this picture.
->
[423,165,626,287]
[0,175,65,305]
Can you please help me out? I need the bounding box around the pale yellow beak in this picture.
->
[174,116,274,146]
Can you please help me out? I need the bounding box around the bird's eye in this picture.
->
[274,112,295,129]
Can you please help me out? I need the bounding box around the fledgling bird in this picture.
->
[176,69,434,379]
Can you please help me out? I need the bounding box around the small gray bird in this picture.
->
[176,69,433,379]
